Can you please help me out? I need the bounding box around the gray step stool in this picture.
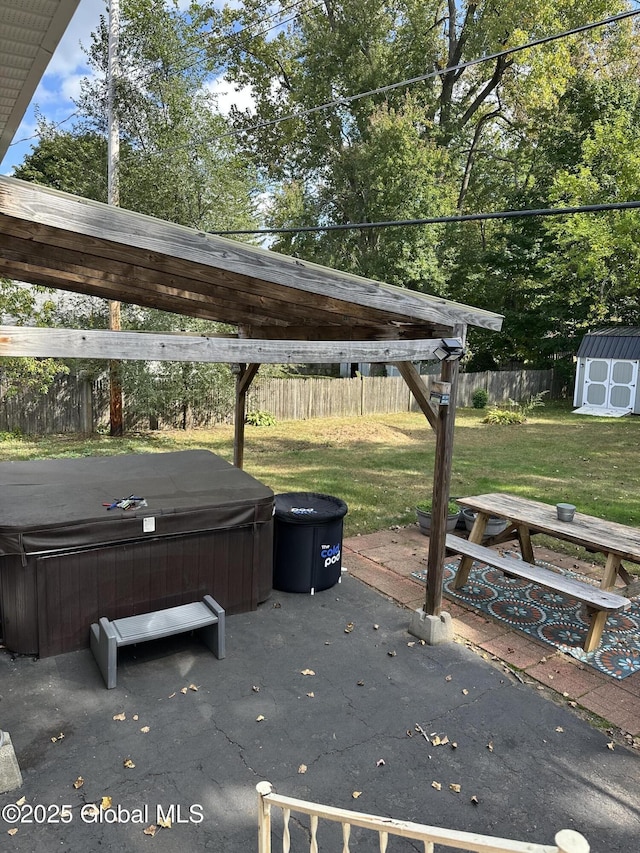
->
[90,595,225,689]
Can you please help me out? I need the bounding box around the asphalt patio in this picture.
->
[0,526,638,853]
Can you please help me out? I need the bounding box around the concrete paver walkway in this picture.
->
[344,525,640,741]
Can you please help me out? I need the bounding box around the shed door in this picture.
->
[584,358,637,411]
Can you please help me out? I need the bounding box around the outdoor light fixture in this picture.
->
[433,338,465,362]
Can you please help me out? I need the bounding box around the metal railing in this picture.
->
[256,782,589,853]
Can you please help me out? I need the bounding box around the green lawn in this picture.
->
[1,403,638,544]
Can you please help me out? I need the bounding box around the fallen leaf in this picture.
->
[407,641,415,647]
[307,692,315,698]
[449,784,461,793]
[143,825,157,836]
[471,795,479,805]
[357,680,365,686]
[373,624,379,630]
[113,712,126,721]
[555,727,564,733]
[16,797,26,806]
[387,650,396,657]
[300,669,315,676]
[256,715,265,722]
[73,776,84,789]
[158,817,172,828]
[51,732,65,743]
[451,742,458,749]
[344,622,354,633]
[462,689,469,696]
[252,685,260,692]
[168,692,176,699]
[7,828,18,836]
[140,726,150,734]
[189,684,198,691]
[431,735,442,746]
[376,759,385,767]
[352,791,362,799]
[607,742,615,751]
[431,781,441,791]
[298,764,307,774]
[84,805,99,817]
[445,675,452,682]
[132,714,139,721]
[180,687,188,695]
[123,758,136,768]
[487,741,494,752]
[101,796,112,810]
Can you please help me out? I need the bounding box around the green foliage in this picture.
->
[245,410,276,427]
[471,388,489,409]
[417,500,459,515]
[483,407,526,425]
[483,390,549,425]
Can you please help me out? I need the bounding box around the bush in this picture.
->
[482,390,549,425]
[246,410,277,427]
[471,388,489,409]
[482,407,525,425]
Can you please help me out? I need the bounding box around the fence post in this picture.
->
[554,829,590,853]
[256,781,273,853]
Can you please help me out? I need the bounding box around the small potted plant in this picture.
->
[416,500,460,536]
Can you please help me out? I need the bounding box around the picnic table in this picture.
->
[445,493,639,652]
[457,493,640,595]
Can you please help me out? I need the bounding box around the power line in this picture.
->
[218,7,640,140]
[211,200,640,236]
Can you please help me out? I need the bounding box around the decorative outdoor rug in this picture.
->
[411,559,640,680]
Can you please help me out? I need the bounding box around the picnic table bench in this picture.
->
[90,595,225,688]
[445,534,630,652]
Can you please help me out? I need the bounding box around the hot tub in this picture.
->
[0,450,273,657]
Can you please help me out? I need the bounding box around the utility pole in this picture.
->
[107,0,123,436]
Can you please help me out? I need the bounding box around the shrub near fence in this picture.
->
[0,369,559,434]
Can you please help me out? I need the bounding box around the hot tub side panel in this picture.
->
[29,518,273,659]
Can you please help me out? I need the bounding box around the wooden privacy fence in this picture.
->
[0,369,558,434]
[256,782,589,853]
[248,369,556,421]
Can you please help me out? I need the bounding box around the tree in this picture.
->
[0,279,68,396]
[9,0,265,429]
[199,0,637,364]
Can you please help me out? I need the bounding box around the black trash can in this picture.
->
[273,492,348,594]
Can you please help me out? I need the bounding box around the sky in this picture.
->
[0,0,254,176]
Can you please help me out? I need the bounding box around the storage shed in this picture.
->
[573,327,640,416]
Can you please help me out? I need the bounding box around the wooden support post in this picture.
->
[425,356,460,617]
[233,363,259,469]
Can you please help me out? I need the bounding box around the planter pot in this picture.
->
[416,508,460,536]
[461,507,508,537]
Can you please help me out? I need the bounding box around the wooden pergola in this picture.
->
[0,175,503,639]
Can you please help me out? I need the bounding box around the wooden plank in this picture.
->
[394,361,437,430]
[424,357,461,615]
[0,326,453,364]
[445,535,630,610]
[0,176,504,331]
[457,494,640,564]
[0,233,360,329]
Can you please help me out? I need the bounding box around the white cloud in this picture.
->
[205,76,256,116]
[46,0,104,78]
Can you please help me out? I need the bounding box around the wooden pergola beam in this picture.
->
[0,326,457,365]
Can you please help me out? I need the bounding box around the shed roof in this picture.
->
[576,327,640,361]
